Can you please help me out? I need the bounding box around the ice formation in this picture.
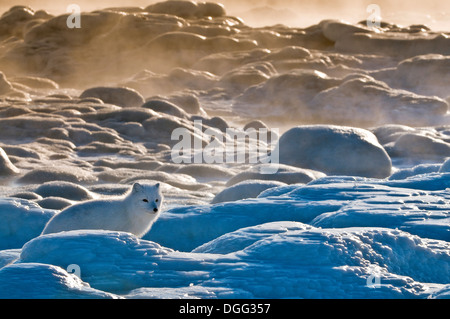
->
[0,1,448,299]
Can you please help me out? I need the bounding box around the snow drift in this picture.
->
[0,0,449,299]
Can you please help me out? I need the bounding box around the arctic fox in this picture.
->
[42,182,163,238]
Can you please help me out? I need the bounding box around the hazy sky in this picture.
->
[1,0,449,30]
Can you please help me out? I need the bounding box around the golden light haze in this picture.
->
[0,0,449,30]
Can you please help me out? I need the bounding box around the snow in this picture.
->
[0,0,449,300]
[274,125,392,178]
[0,198,56,250]
[225,163,325,186]
[80,87,145,108]
[0,262,118,299]
[1,164,449,299]
[8,225,449,299]
[0,146,19,176]
[211,179,286,203]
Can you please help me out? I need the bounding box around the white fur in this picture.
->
[42,182,163,238]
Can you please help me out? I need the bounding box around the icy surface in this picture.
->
[0,1,449,299]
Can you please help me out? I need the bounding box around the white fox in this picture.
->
[42,182,163,238]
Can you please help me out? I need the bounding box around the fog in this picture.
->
[0,0,449,300]
[1,0,449,30]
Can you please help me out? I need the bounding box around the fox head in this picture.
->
[129,182,163,214]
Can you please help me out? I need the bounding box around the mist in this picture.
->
[1,0,450,29]
[0,0,449,300]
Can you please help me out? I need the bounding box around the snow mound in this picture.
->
[148,173,450,252]
[146,196,330,251]
[225,163,325,186]
[381,54,450,98]
[0,262,118,298]
[15,227,449,298]
[145,1,226,19]
[306,176,450,241]
[142,99,189,118]
[429,285,450,299]
[232,70,339,119]
[0,198,56,250]
[34,181,95,201]
[389,163,441,180]
[372,125,450,160]
[334,27,450,57]
[320,19,371,42]
[80,87,145,108]
[175,163,236,181]
[36,197,74,210]
[0,147,19,176]
[19,230,174,293]
[233,227,450,297]
[310,75,448,126]
[18,166,98,184]
[0,249,20,269]
[274,125,392,178]
[125,285,245,299]
[211,180,286,203]
[391,133,450,158]
[192,221,314,253]
[232,69,448,126]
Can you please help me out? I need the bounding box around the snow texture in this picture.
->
[0,1,449,299]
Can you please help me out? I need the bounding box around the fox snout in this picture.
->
[150,201,160,214]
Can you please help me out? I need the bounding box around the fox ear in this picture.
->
[132,182,143,193]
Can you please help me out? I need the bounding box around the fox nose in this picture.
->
[153,208,158,213]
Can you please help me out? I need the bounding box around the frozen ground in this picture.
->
[0,1,449,299]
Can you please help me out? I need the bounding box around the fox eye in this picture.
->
[142,199,148,203]
[155,199,158,202]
